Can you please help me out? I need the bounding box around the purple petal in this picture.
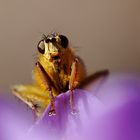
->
[0,93,34,140]
[25,89,105,140]
[1,73,140,140]
[26,74,140,140]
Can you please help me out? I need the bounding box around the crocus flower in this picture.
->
[1,74,140,140]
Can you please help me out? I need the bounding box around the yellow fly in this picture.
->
[12,33,87,117]
[12,33,109,117]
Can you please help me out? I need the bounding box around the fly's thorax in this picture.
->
[35,48,74,92]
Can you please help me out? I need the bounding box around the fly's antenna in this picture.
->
[42,34,47,40]
[46,32,59,39]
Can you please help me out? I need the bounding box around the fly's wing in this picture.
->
[80,69,109,91]
[11,85,50,117]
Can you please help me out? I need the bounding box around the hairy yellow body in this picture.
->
[12,34,86,117]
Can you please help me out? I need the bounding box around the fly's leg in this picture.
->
[69,58,79,114]
[47,89,56,116]
[36,62,56,116]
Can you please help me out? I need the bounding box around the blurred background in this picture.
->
[0,0,139,92]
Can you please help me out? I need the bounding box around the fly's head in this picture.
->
[37,33,69,69]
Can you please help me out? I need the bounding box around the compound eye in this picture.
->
[37,40,45,54]
[45,39,50,43]
[51,38,56,43]
[59,35,69,48]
